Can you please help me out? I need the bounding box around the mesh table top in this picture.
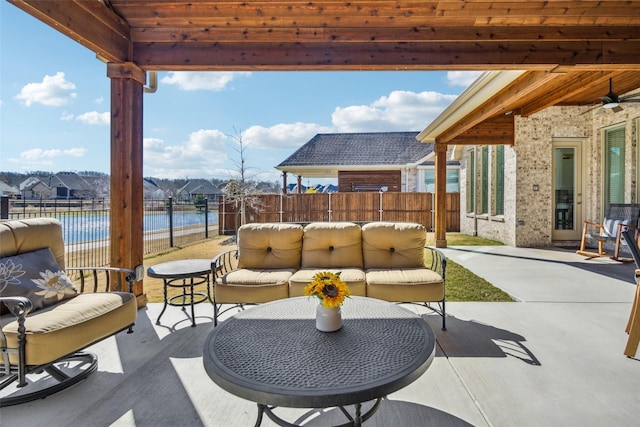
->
[203,297,435,408]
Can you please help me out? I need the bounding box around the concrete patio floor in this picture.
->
[2,246,639,426]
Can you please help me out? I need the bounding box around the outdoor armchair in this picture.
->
[0,218,138,406]
[576,204,640,262]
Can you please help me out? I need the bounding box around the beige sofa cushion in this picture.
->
[237,223,303,269]
[214,281,290,304]
[366,276,445,302]
[0,218,66,269]
[220,268,296,286]
[1,292,137,365]
[362,222,426,269]
[301,222,363,268]
[289,268,366,297]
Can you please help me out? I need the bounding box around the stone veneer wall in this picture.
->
[459,99,640,247]
[460,106,592,246]
[512,106,591,247]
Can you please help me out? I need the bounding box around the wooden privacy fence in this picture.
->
[219,192,460,234]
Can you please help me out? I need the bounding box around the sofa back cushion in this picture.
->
[362,222,426,269]
[301,222,363,268]
[0,218,66,269]
[237,223,303,269]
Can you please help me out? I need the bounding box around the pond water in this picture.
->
[56,211,218,244]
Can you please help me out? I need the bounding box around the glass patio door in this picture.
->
[552,140,583,241]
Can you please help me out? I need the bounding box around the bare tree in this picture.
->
[224,128,265,226]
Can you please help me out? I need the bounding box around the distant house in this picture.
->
[0,181,19,197]
[143,177,166,200]
[176,179,220,201]
[276,132,459,193]
[80,174,110,198]
[45,172,92,199]
[19,177,52,199]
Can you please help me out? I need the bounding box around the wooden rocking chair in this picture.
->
[576,204,640,262]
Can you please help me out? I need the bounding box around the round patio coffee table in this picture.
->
[147,259,212,327]
[203,296,435,426]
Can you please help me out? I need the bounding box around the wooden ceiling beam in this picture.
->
[435,71,564,144]
[519,71,619,116]
[129,26,640,44]
[8,0,130,62]
[110,1,640,22]
[133,41,640,71]
[439,114,514,146]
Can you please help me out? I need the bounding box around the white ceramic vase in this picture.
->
[315,304,342,332]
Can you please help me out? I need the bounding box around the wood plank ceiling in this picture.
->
[9,0,640,140]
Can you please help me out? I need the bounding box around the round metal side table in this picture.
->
[147,259,213,327]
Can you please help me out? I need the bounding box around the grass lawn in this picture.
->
[428,233,515,302]
[142,233,515,303]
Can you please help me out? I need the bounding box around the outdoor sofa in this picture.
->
[211,221,447,329]
[0,218,137,406]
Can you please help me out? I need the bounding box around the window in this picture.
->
[467,145,506,217]
[480,146,489,214]
[423,169,460,193]
[604,127,625,212]
[466,150,475,213]
[493,146,505,215]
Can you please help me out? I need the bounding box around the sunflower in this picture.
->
[304,271,350,307]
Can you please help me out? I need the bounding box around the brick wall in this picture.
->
[459,100,640,247]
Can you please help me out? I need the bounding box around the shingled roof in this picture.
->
[277,132,432,169]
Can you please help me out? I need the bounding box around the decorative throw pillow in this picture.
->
[0,248,77,312]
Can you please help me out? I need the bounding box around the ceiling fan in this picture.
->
[586,78,640,114]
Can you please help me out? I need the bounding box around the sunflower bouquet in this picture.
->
[304,271,351,308]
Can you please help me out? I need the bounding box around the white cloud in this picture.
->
[76,111,110,125]
[65,148,88,157]
[60,112,74,121]
[95,96,104,104]
[143,130,230,178]
[161,71,252,91]
[15,72,77,107]
[331,90,456,132]
[242,122,332,150]
[447,71,483,87]
[17,147,87,163]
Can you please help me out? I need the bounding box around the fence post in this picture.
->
[0,196,8,219]
[205,197,209,238]
[168,197,174,247]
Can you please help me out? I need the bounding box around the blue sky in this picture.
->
[0,2,481,185]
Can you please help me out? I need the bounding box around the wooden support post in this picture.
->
[434,143,448,248]
[297,176,302,193]
[282,172,288,194]
[108,62,147,307]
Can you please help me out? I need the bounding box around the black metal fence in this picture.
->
[1,196,218,268]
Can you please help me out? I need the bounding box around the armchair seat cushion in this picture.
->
[1,292,137,366]
[289,268,366,297]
